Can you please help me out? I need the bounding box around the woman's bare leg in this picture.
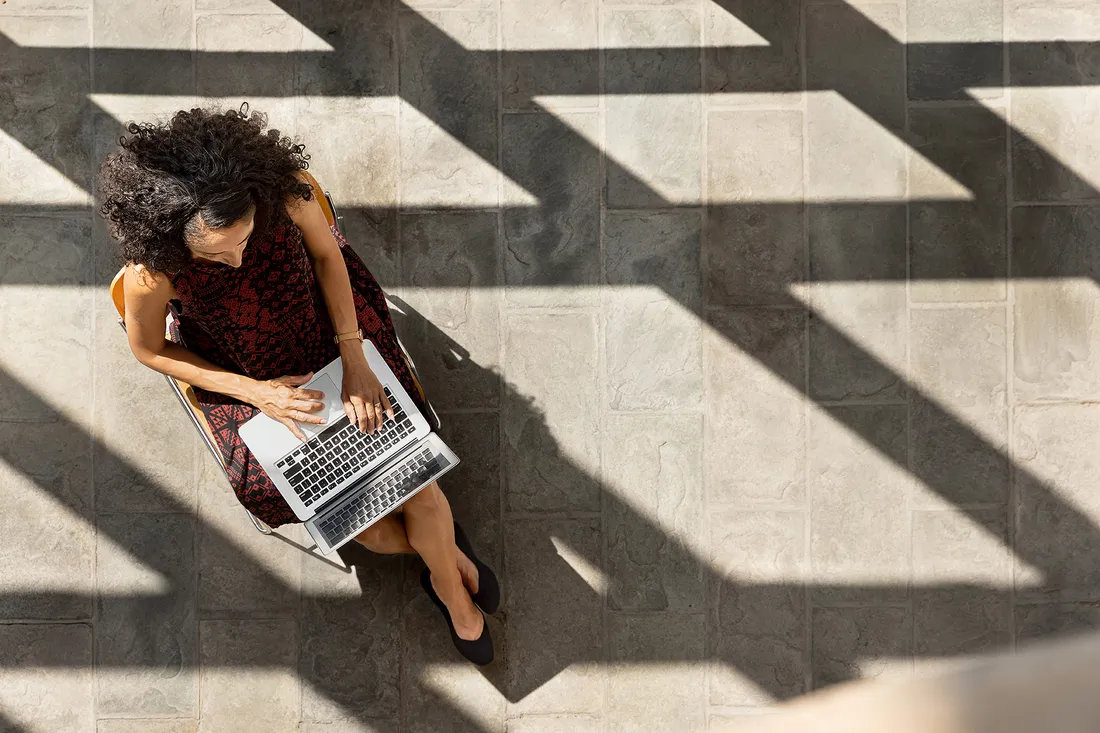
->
[401,482,483,640]
[353,510,479,594]
[354,514,415,554]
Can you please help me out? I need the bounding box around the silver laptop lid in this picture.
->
[238,340,431,521]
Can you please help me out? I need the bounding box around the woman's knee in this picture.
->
[354,522,389,551]
[403,482,443,517]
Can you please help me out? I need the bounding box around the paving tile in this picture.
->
[603,415,705,612]
[298,0,395,99]
[195,0,295,11]
[806,93,906,204]
[708,509,806,705]
[705,309,805,506]
[435,411,502,570]
[1015,602,1100,645]
[199,619,298,733]
[502,313,600,513]
[502,112,600,306]
[1009,38,1100,201]
[196,452,300,618]
[910,307,1008,507]
[604,211,702,410]
[0,214,92,422]
[402,584,506,733]
[908,0,1003,101]
[603,8,700,207]
[1008,0,1100,41]
[608,613,705,733]
[810,405,910,604]
[399,10,499,209]
[400,212,501,410]
[705,0,801,103]
[912,509,1011,662]
[706,111,802,306]
[909,106,1007,302]
[96,513,197,717]
[507,717,602,733]
[708,713,773,732]
[807,284,906,403]
[402,0,492,8]
[0,422,93,620]
[92,306,200,513]
[812,606,912,688]
[1014,405,1100,599]
[1012,206,1100,401]
[301,552,402,724]
[298,105,399,286]
[93,0,192,96]
[502,0,597,109]
[504,518,604,715]
[0,16,91,206]
[807,3,905,129]
[299,723,385,733]
[0,0,86,11]
[0,625,93,733]
[98,722,197,733]
[196,15,299,102]
[807,205,906,402]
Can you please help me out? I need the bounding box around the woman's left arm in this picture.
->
[288,184,394,433]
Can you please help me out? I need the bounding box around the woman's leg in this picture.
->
[401,482,483,640]
[354,512,480,595]
[354,514,415,554]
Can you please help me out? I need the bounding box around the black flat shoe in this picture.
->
[453,521,501,615]
[420,568,494,666]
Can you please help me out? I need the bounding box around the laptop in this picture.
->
[238,340,459,555]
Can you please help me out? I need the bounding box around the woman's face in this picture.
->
[188,211,255,268]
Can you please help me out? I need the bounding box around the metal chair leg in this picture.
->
[246,510,274,535]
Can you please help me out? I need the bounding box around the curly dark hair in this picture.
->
[97,104,313,275]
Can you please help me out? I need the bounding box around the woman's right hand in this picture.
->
[246,372,327,442]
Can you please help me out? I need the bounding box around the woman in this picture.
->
[98,105,498,666]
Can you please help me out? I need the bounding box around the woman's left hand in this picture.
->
[341,348,394,433]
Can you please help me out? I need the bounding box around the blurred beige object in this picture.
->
[714,632,1100,733]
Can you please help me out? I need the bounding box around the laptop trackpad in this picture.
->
[298,374,346,439]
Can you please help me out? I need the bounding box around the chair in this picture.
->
[108,170,440,538]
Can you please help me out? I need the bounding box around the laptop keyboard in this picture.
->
[275,386,414,508]
[316,445,451,546]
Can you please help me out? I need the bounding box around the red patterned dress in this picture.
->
[169,205,428,527]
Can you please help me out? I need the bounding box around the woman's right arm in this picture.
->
[123,266,328,440]
[123,265,258,402]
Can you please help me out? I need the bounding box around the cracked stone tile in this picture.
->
[705,308,805,506]
[708,509,806,705]
[810,405,911,604]
[910,307,1008,508]
[1013,206,1100,402]
[96,513,196,717]
[603,7,701,207]
[0,625,93,733]
[508,716,602,733]
[502,0,597,109]
[605,210,702,411]
[503,312,600,513]
[505,518,605,715]
[705,0,801,105]
[1014,405,1100,599]
[603,414,705,612]
[199,619,298,732]
[609,613,705,733]
[908,0,1003,101]
[502,112,600,306]
[812,606,912,689]
[399,10,499,209]
[400,212,501,410]
[94,0,192,95]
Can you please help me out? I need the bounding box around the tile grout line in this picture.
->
[901,0,916,674]
[1003,0,1017,654]
[88,0,100,724]
[799,0,813,698]
[495,0,508,727]
[596,0,611,727]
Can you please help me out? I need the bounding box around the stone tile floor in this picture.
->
[1,0,1099,730]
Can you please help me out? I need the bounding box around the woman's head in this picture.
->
[97,104,313,273]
